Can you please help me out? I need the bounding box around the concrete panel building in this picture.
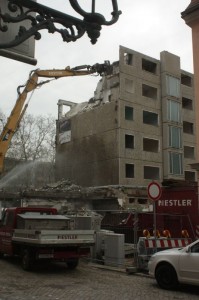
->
[55,46,196,188]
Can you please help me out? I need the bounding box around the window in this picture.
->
[144,166,159,180]
[183,121,194,134]
[138,198,148,204]
[125,134,134,149]
[142,84,157,100]
[143,111,158,126]
[185,171,195,181]
[125,164,134,178]
[59,119,71,133]
[125,106,133,121]
[182,97,193,110]
[124,52,133,66]
[184,146,195,159]
[181,73,192,87]
[191,242,199,253]
[129,198,135,204]
[142,59,157,74]
[166,75,180,98]
[169,152,183,175]
[169,126,182,148]
[167,100,181,122]
[125,78,134,93]
[143,138,159,152]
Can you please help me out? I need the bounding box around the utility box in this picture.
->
[104,233,125,267]
[93,230,114,261]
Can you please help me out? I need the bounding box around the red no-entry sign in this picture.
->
[147,181,162,201]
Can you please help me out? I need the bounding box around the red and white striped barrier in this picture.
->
[144,238,192,249]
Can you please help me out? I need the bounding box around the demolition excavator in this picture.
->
[0,61,112,174]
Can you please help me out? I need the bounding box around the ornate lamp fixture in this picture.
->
[0,0,121,49]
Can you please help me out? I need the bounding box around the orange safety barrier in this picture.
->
[181,229,189,238]
[162,229,171,238]
[143,229,150,238]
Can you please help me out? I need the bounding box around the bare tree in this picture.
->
[7,113,56,163]
[0,111,56,188]
[0,109,6,132]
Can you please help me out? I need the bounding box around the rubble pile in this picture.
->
[39,179,82,193]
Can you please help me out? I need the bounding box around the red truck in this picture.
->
[101,183,199,242]
[0,207,94,270]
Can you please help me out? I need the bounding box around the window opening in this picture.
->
[124,52,133,66]
[125,164,134,178]
[125,134,134,149]
[142,58,157,74]
[138,198,148,204]
[183,121,194,134]
[184,146,195,159]
[143,111,158,126]
[182,97,193,110]
[181,73,192,87]
[142,84,157,100]
[125,106,133,121]
[129,198,135,204]
[144,166,160,180]
[143,138,159,152]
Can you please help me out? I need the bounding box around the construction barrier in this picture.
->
[137,236,192,271]
[144,237,192,249]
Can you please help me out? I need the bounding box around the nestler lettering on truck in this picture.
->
[158,199,192,207]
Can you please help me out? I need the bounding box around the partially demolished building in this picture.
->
[0,46,197,212]
[55,46,196,192]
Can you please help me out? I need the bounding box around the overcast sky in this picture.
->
[0,0,193,119]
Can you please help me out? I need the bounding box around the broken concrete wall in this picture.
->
[55,63,120,187]
[55,100,120,186]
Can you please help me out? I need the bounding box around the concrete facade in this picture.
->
[55,46,196,188]
[182,0,199,171]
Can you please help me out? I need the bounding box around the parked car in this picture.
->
[148,239,199,289]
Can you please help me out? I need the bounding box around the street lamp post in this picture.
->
[0,0,121,49]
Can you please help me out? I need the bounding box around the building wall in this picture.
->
[55,46,196,187]
[55,100,120,186]
[118,46,162,185]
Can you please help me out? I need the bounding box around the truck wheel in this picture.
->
[21,249,34,271]
[66,258,79,270]
[155,264,178,290]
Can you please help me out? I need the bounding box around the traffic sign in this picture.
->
[147,181,162,201]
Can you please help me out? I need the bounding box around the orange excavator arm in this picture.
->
[0,61,112,174]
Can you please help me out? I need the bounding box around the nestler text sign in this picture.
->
[158,199,192,207]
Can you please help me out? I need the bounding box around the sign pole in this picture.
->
[153,201,157,253]
[147,181,162,253]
